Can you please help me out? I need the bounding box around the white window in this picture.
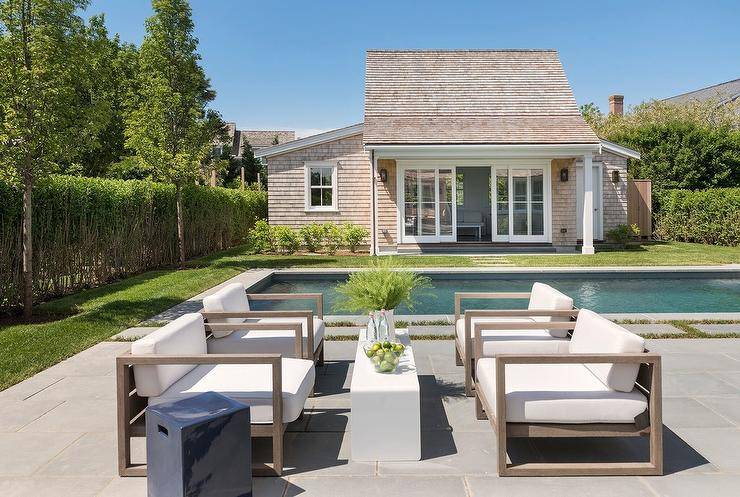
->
[305,161,338,211]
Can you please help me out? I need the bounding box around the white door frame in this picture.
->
[396,163,457,244]
[491,160,552,243]
[396,159,552,244]
[576,160,604,240]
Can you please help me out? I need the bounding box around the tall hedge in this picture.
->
[0,175,267,311]
[654,188,740,246]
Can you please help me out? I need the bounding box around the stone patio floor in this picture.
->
[1,337,740,496]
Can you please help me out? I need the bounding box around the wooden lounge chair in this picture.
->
[474,309,663,476]
[200,282,325,365]
[455,283,577,396]
[116,313,315,477]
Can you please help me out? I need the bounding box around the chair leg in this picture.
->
[455,342,463,366]
[475,393,486,420]
[465,357,476,397]
[317,342,325,367]
[272,432,283,476]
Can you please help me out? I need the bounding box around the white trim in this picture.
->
[256,123,364,158]
[369,143,601,159]
[491,161,552,243]
[600,139,640,160]
[576,160,604,240]
[304,161,338,212]
[581,153,595,255]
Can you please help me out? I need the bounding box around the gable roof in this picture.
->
[254,123,363,158]
[663,78,740,106]
[237,130,296,151]
[363,49,599,146]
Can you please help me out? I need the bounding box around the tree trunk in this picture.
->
[22,164,33,318]
[176,183,186,267]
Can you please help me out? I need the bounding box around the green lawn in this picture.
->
[0,241,737,390]
[507,242,739,267]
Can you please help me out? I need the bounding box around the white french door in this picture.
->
[400,167,456,243]
[492,165,550,242]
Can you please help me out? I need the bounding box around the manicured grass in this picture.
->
[508,242,739,267]
[0,247,478,389]
[0,241,736,390]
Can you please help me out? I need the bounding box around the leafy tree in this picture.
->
[579,102,603,127]
[593,99,740,191]
[61,17,139,177]
[125,0,218,265]
[0,0,90,317]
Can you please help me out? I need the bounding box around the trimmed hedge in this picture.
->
[654,188,740,246]
[0,175,267,311]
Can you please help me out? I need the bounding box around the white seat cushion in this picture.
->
[527,283,574,338]
[456,317,569,356]
[132,313,207,397]
[207,317,325,356]
[476,358,648,424]
[149,358,315,424]
[201,283,250,338]
[569,309,645,392]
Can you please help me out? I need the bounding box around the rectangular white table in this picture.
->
[350,329,421,461]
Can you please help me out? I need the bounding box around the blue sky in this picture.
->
[86,0,740,137]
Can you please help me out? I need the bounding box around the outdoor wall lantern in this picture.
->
[560,168,569,182]
[379,168,388,182]
[612,170,620,183]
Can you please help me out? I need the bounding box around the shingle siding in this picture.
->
[551,159,577,246]
[598,151,628,236]
[266,134,372,234]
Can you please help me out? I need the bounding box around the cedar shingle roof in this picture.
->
[363,50,599,145]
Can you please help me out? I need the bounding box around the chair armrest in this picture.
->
[246,293,324,319]
[204,322,303,359]
[454,292,531,321]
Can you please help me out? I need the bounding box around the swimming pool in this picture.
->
[247,270,740,316]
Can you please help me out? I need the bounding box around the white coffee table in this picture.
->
[350,329,421,461]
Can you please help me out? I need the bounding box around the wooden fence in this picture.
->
[628,179,652,238]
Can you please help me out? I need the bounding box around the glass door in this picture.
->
[492,166,548,242]
[401,167,456,243]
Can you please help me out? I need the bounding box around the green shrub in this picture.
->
[0,175,267,311]
[300,223,325,252]
[323,223,344,254]
[606,224,640,247]
[249,220,273,254]
[272,225,300,254]
[342,223,369,253]
[654,188,740,246]
[334,259,432,312]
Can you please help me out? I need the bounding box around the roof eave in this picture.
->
[255,123,364,159]
[599,138,641,160]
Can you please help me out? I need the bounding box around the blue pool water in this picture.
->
[250,273,740,315]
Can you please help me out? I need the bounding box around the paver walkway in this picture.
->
[1,338,739,496]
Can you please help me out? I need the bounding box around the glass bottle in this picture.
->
[366,312,376,342]
[378,309,388,342]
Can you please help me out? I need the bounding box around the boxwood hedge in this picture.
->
[654,188,740,246]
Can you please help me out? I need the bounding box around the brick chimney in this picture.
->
[609,94,624,116]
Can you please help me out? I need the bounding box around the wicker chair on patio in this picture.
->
[474,309,663,476]
[455,282,577,396]
[116,313,315,477]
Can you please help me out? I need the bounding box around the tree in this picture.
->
[0,0,90,318]
[579,102,604,127]
[125,0,217,266]
[593,99,740,191]
[60,16,139,177]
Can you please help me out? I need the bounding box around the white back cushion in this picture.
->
[131,313,207,397]
[201,283,250,338]
[527,283,574,338]
[569,309,645,392]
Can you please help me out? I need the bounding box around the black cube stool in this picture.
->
[146,391,252,497]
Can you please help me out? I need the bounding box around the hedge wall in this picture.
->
[0,175,267,311]
[654,188,740,246]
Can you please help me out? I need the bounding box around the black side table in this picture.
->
[146,391,252,497]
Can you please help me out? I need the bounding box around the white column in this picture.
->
[581,152,595,255]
